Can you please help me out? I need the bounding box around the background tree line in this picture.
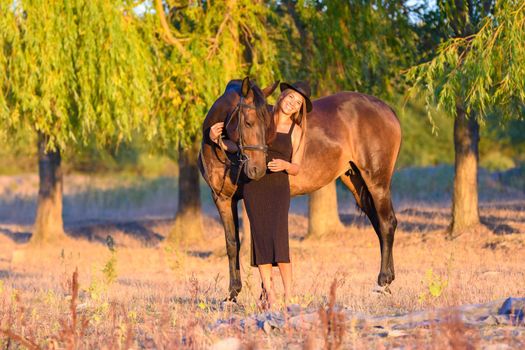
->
[0,0,524,244]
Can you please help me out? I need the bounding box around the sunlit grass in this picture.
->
[0,172,524,348]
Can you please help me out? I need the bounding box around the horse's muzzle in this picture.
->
[246,164,266,180]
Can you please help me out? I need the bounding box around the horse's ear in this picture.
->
[241,76,251,97]
[262,80,280,97]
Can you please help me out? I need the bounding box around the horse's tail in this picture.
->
[344,161,381,231]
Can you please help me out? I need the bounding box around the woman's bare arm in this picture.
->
[287,125,304,175]
[269,124,304,175]
[210,122,239,153]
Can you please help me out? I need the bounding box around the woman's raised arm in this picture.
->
[209,122,238,153]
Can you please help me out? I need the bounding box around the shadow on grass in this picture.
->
[480,202,525,213]
[342,205,523,235]
[0,177,180,227]
[340,212,448,233]
[340,213,369,228]
[398,221,447,233]
[480,218,520,235]
[67,219,167,247]
[0,220,168,247]
[187,250,213,259]
[0,228,31,243]
[398,208,449,220]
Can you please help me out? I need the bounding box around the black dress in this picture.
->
[243,122,295,267]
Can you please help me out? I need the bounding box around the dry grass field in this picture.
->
[0,173,524,349]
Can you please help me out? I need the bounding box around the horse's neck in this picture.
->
[204,92,239,128]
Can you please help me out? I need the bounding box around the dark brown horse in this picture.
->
[199,78,402,301]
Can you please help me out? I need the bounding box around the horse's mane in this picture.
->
[224,80,242,93]
[223,79,275,144]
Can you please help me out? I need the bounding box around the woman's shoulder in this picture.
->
[291,123,303,143]
[292,123,302,136]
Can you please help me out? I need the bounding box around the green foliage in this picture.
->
[388,163,523,201]
[391,165,455,201]
[102,254,118,285]
[87,271,106,302]
[0,0,154,151]
[164,240,186,273]
[0,0,523,171]
[0,129,37,174]
[426,269,448,298]
[102,235,118,285]
[419,254,453,303]
[410,3,449,63]
[480,151,515,171]
[62,138,177,176]
[147,0,280,148]
[480,113,525,165]
[418,268,449,302]
[495,165,525,191]
[407,0,525,122]
[397,97,454,167]
[272,0,418,98]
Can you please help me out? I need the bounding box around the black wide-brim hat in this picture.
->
[279,81,313,113]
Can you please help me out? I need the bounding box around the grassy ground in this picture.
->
[0,171,524,349]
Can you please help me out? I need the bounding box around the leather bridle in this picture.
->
[225,96,268,162]
[202,96,268,199]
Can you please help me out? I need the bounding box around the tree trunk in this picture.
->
[307,181,344,238]
[169,140,203,244]
[32,134,66,244]
[285,0,314,76]
[450,105,480,236]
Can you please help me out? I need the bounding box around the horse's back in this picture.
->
[311,91,401,154]
[290,92,401,195]
[313,92,400,132]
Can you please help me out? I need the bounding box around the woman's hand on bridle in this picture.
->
[268,159,289,172]
[210,122,224,144]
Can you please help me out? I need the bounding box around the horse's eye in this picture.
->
[245,120,253,128]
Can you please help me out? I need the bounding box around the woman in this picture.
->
[210,81,312,308]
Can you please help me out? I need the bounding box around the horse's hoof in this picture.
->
[223,296,237,302]
[372,284,392,295]
[378,271,395,286]
[221,296,237,307]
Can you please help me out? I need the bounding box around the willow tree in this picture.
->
[273,0,416,237]
[0,0,153,243]
[407,0,525,236]
[150,0,280,244]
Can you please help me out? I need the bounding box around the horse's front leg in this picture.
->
[214,196,241,301]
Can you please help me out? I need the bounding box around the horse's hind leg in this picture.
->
[342,162,397,287]
[369,188,397,287]
[215,196,242,301]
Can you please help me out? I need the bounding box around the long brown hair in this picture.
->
[267,89,308,157]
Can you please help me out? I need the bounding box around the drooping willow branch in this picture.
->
[153,0,188,56]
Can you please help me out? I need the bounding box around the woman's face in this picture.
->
[279,91,304,116]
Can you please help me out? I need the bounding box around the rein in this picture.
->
[202,96,268,199]
[225,97,268,155]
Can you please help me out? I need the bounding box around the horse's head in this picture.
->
[225,77,279,180]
